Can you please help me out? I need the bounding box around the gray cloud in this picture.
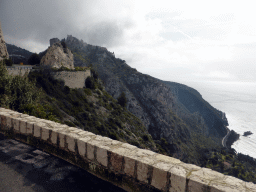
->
[0,0,129,50]
[83,21,124,47]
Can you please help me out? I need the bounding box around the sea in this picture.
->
[183,80,256,159]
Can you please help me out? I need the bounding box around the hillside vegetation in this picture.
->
[0,60,157,151]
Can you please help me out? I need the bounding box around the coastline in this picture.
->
[223,128,240,149]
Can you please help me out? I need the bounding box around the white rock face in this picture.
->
[40,41,74,69]
[0,21,9,61]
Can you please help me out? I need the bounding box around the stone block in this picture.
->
[26,121,34,135]
[124,156,135,177]
[77,137,90,157]
[136,156,156,183]
[110,152,123,173]
[33,122,46,138]
[0,113,3,124]
[12,118,21,132]
[151,162,173,191]
[87,142,95,160]
[66,133,80,152]
[58,132,66,148]
[137,161,150,183]
[0,114,7,128]
[187,175,209,192]
[20,120,27,134]
[50,128,63,145]
[6,116,12,130]
[210,183,241,192]
[96,146,109,167]
[41,127,50,141]
[209,175,246,192]
[245,182,256,192]
[187,168,225,192]
[169,166,186,192]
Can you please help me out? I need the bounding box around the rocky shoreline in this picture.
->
[243,131,253,137]
[225,130,240,148]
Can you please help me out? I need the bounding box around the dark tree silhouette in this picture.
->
[4,58,13,66]
[28,53,40,65]
[117,92,127,108]
[85,76,95,89]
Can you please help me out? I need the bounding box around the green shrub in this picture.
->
[3,58,13,66]
[28,53,40,65]
[91,69,99,79]
[84,88,92,96]
[64,121,76,127]
[117,92,127,108]
[85,76,95,89]
[109,132,119,140]
[142,134,150,141]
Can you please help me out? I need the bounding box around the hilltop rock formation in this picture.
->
[0,21,9,61]
[40,40,74,69]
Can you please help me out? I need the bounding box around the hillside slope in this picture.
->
[6,43,33,64]
[61,35,229,161]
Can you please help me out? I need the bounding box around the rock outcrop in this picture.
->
[226,130,240,148]
[243,131,253,137]
[0,21,9,61]
[40,41,74,69]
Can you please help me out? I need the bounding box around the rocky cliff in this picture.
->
[62,35,228,159]
[0,21,9,61]
[163,81,229,137]
[40,41,74,69]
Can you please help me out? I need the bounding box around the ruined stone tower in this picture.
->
[0,20,9,61]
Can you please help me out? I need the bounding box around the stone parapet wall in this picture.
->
[7,66,33,76]
[6,67,91,89]
[51,70,91,89]
[0,107,255,192]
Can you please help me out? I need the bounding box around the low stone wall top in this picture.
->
[0,107,255,192]
[7,67,32,76]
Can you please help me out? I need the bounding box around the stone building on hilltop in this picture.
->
[40,39,74,69]
[50,38,60,46]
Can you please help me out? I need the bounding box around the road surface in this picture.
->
[0,133,126,192]
[222,128,230,148]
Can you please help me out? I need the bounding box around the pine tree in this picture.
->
[117,92,127,108]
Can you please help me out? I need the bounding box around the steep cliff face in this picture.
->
[62,35,228,158]
[40,41,74,69]
[163,81,228,137]
[0,21,9,61]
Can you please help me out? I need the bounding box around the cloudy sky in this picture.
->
[1,0,256,87]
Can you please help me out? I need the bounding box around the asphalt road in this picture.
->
[0,133,126,192]
[222,128,230,148]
